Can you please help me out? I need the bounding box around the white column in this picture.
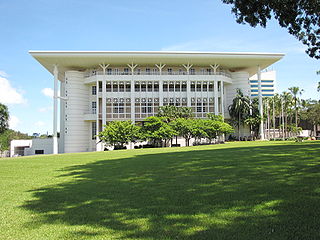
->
[258,65,264,140]
[155,63,165,106]
[99,64,109,129]
[53,65,59,154]
[214,80,218,115]
[183,63,193,107]
[96,77,100,151]
[210,64,220,116]
[128,63,138,122]
[221,80,224,117]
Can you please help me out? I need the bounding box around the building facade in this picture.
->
[30,51,284,153]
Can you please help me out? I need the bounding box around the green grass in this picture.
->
[1,141,320,240]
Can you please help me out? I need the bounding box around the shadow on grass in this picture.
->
[22,143,320,239]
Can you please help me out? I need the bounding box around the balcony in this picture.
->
[84,109,97,121]
[85,70,231,78]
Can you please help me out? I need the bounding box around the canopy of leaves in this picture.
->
[98,121,141,147]
[141,116,176,145]
[157,106,194,122]
[222,0,320,59]
[0,103,9,134]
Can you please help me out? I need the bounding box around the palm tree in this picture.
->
[228,89,250,140]
[288,87,304,129]
[281,92,293,137]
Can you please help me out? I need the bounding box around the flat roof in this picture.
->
[29,51,284,77]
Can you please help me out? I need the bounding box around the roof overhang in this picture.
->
[29,51,284,77]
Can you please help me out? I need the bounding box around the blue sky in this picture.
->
[0,0,319,135]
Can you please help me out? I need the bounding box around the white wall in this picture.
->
[64,71,90,153]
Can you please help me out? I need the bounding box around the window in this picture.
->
[124,68,129,75]
[99,82,102,92]
[126,83,131,92]
[35,150,44,154]
[191,84,195,92]
[175,83,180,92]
[197,103,202,113]
[209,84,214,92]
[154,84,159,92]
[203,83,208,91]
[196,83,201,91]
[182,84,187,92]
[146,68,151,75]
[169,84,174,92]
[114,103,124,113]
[113,83,118,92]
[119,84,125,92]
[135,83,140,92]
[147,84,153,92]
[107,68,112,75]
[163,83,168,92]
[141,84,146,92]
[167,68,173,75]
[206,69,211,75]
[92,101,97,114]
[190,68,195,75]
[92,122,96,140]
[92,86,97,95]
[106,84,111,92]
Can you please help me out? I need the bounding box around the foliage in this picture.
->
[0,129,31,151]
[169,118,194,146]
[222,0,320,59]
[0,103,9,134]
[228,89,251,138]
[98,121,141,148]
[157,105,193,122]
[141,116,176,146]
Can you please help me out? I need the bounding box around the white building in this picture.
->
[29,51,284,153]
[250,70,276,97]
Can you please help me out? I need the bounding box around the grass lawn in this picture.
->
[1,141,320,240]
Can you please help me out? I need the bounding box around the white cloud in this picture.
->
[0,76,26,104]
[0,70,9,78]
[41,88,54,98]
[9,115,20,130]
[38,106,53,112]
[34,121,45,127]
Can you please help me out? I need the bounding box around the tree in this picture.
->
[288,87,304,128]
[0,103,9,134]
[141,116,176,147]
[98,121,141,149]
[171,118,194,146]
[222,0,320,59]
[0,129,31,152]
[157,106,193,145]
[228,89,250,139]
[157,105,193,122]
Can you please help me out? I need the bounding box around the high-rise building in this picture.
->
[250,70,276,97]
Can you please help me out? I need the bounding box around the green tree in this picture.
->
[0,103,9,134]
[0,129,31,152]
[203,119,234,143]
[221,0,320,59]
[98,121,141,149]
[141,116,176,147]
[171,118,194,146]
[228,89,250,139]
[288,87,304,128]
